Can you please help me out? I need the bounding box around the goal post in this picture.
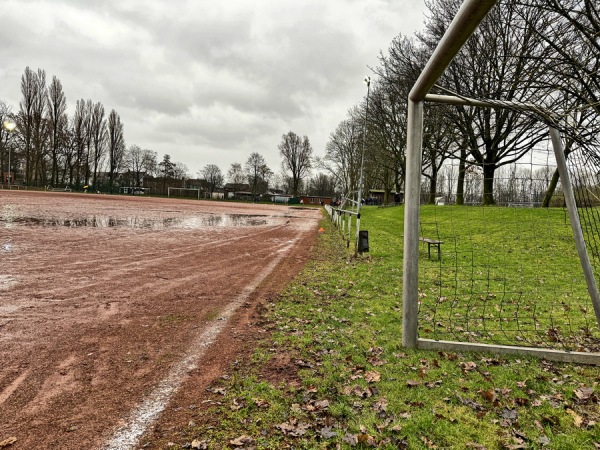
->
[402,0,600,364]
[403,0,499,349]
[167,187,201,200]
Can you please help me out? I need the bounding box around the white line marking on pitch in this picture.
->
[102,238,297,450]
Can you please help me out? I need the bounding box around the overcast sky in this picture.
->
[0,0,427,177]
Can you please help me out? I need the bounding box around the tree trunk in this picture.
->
[456,151,466,205]
[428,164,438,204]
[482,163,496,205]
[542,168,560,207]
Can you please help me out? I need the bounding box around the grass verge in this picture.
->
[173,206,599,450]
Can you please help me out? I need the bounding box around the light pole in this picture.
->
[356,75,371,254]
[2,120,17,188]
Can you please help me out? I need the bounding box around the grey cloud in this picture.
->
[0,0,427,174]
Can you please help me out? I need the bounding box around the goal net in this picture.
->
[403,0,600,364]
[167,187,201,200]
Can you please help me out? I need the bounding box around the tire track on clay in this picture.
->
[0,194,322,449]
[5,221,281,273]
[0,229,300,360]
[101,232,303,450]
[0,222,298,318]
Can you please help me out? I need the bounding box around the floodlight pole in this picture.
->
[549,127,600,328]
[2,120,17,188]
[356,76,371,255]
[402,0,498,348]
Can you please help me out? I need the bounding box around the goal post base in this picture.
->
[417,338,600,365]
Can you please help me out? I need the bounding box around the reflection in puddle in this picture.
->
[0,214,269,229]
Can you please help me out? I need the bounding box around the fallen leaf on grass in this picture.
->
[438,351,458,361]
[229,435,254,446]
[480,389,497,404]
[574,386,595,402]
[208,387,226,395]
[421,435,438,448]
[319,426,337,439]
[367,347,384,355]
[406,379,421,388]
[190,440,208,450]
[465,442,487,449]
[342,384,374,398]
[314,399,330,410]
[230,398,244,411]
[456,394,484,412]
[460,361,477,373]
[566,408,584,428]
[343,433,358,445]
[538,436,550,446]
[0,437,17,448]
[253,398,270,408]
[376,418,393,431]
[368,357,387,366]
[276,421,310,437]
[357,433,376,446]
[365,371,381,383]
[373,397,388,413]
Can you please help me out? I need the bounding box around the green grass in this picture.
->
[416,205,599,351]
[169,205,600,449]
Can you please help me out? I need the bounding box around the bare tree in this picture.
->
[321,116,362,196]
[227,162,245,187]
[18,67,50,186]
[173,161,189,180]
[47,76,67,186]
[0,101,13,181]
[60,127,76,186]
[278,131,312,197]
[201,164,223,195]
[125,145,157,187]
[71,99,90,187]
[107,109,125,193]
[425,0,550,204]
[421,104,460,203]
[372,34,426,197]
[89,102,106,188]
[244,152,270,196]
[517,0,600,116]
[306,173,337,197]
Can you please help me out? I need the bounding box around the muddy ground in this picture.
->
[0,191,322,449]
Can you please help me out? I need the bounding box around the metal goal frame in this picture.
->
[167,187,201,200]
[402,0,600,364]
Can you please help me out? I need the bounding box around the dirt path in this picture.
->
[0,191,322,449]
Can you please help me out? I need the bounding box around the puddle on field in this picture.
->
[0,214,269,229]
